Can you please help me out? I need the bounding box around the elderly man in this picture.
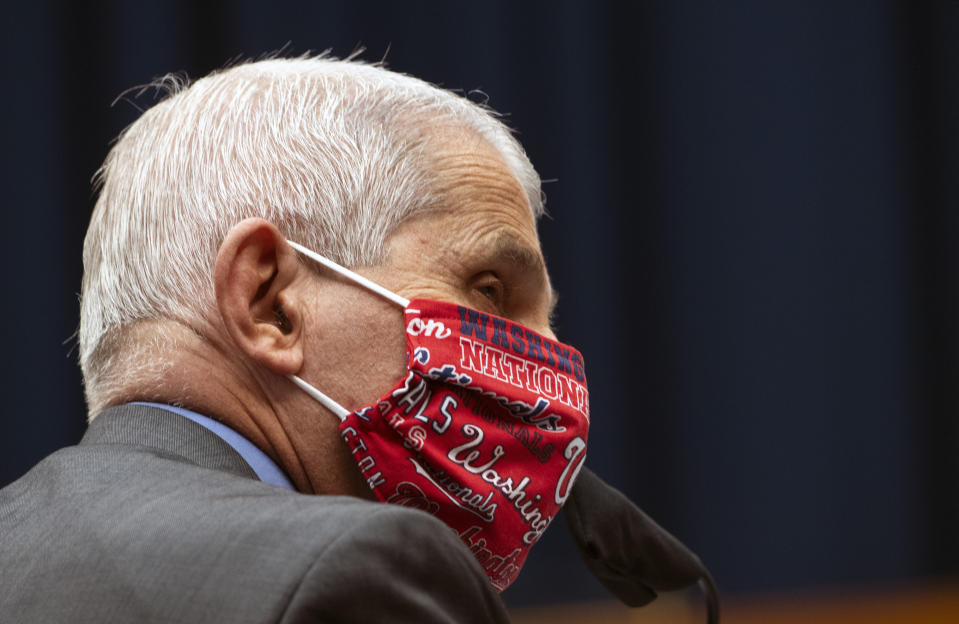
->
[0,56,597,622]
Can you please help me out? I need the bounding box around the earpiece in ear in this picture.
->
[273,302,292,333]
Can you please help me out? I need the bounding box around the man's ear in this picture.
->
[214,218,305,375]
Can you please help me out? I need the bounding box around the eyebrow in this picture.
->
[489,234,559,322]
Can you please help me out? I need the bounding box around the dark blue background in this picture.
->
[2,0,957,608]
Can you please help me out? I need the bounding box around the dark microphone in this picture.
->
[564,467,720,623]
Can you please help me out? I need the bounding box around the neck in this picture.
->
[98,320,371,498]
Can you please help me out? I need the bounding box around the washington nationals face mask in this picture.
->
[286,240,590,591]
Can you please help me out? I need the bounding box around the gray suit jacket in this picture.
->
[0,404,510,623]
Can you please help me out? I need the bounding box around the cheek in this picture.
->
[347,336,408,407]
[322,306,408,410]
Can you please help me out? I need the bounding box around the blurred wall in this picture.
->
[1,0,956,608]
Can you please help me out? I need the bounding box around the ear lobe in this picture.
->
[214,218,305,375]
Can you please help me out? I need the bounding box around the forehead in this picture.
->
[380,130,555,318]
[430,133,539,257]
[424,129,540,244]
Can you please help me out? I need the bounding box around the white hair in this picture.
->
[79,55,543,416]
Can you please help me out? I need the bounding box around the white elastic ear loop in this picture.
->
[285,240,409,422]
[287,240,409,307]
[288,375,350,422]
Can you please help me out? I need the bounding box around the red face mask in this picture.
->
[288,242,590,591]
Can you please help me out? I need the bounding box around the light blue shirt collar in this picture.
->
[133,402,295,491]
